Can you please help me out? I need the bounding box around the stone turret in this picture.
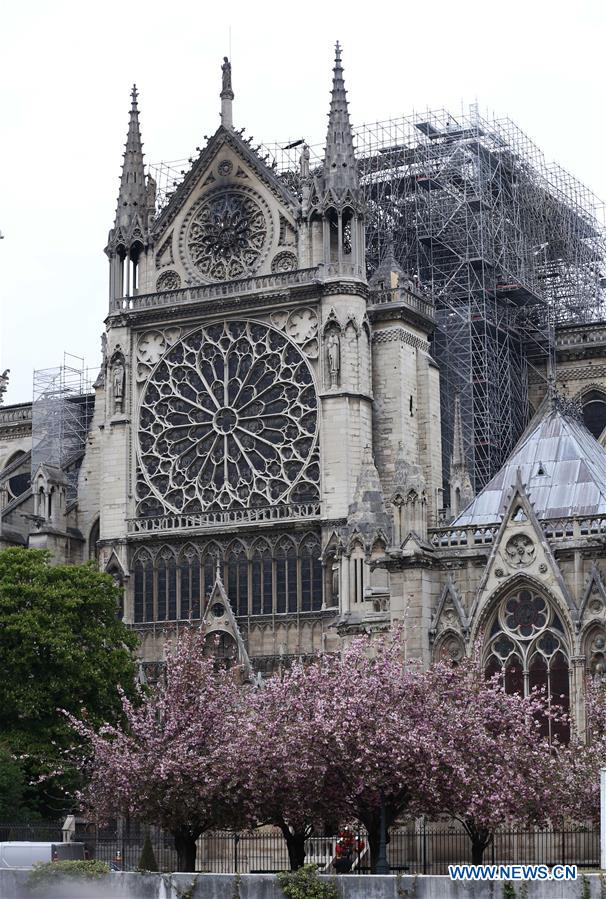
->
[106,86,155,301]
[305,43,365,276]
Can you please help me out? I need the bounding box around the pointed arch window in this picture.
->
[226,543,249,616]
[350,542,366,604]
[301,535,322,611]
[483,585,570,742]
[201,545,221,614]
[251,541,273,615]
[133,551,154,623]
[179,546,201,620]
[276,538,298,613]
[157,549,177,621]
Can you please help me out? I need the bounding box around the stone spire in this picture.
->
[449,392,474,518]
[114,85,148,233]
[322,42,359,204]
[220,56,234,130]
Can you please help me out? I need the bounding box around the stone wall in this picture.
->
[0,870,602,898]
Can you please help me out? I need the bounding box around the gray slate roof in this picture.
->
[454,407,606,526]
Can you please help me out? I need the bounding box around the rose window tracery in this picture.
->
[137,320,319,516]
[503,590,547,638]
[183,189,271,281]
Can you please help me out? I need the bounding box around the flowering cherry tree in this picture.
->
[424,658,560,863]
[235,656,349,870]
[316,636,439,872]
[556,677,606,826]
[68,627,245,871]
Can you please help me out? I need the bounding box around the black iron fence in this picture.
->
[0,822,599,875]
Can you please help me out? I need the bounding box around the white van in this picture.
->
[0,842,85,869]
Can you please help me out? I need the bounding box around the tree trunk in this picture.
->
[366,820,381,875]
[359,808,393,874]
[465,820,492,865]
[278,821,308,871]
[173,825,200,872]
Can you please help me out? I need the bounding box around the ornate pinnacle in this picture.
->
[322,42,359,202]
[113,84,147,233]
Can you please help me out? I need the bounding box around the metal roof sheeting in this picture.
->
[454,409,606,526]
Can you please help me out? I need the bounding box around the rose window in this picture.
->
[183,190,271,281]
[504,590,547,638]
[137,320,319,516]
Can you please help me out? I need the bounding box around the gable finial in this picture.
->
[220,56,234,130]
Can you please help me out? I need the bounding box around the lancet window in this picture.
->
[131,534,322,623]
[483,586,570,742]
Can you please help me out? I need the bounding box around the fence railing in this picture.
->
[7,822,590,875]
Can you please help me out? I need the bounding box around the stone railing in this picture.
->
[542,516,606,539]
[127,502,321,534]
[556,324,606,348]
[430,526,499,549]
[111,267,321,314]
[0,404,32,425]
[368,285,435,321]
[430,514,606,549]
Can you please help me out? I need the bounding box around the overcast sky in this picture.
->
[1,0,605,405]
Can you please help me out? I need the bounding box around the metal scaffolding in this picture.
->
[150,107,606,494]
[32,357,94,502]
[354,108,606,491]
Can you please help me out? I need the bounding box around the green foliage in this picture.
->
[27,859,109,891]
[0,745,28,819]
[502,882,516,899]
[277,864,338,899]
[138,830,159,871]
[0,548,138,814]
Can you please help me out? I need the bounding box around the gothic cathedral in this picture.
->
[2,46,606,733]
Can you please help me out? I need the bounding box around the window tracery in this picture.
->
[483,585,570,742]
[131,534,322,623]
[137,320,319,519]
[137,321,319,515]
[181,189,272,282]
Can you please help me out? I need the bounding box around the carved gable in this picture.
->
[470,473,576,637]
[150,129,300,291]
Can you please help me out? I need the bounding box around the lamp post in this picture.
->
[375,791,390,875]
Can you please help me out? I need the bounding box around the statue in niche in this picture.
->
[326,331,340,388]
[112,357,125,411]
[222,57,232,94]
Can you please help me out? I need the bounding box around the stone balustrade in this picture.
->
[127,502,321,534]
[430,515,606,549]
[110,267,321,314]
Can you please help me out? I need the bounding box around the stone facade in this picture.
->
[2,46,606,725]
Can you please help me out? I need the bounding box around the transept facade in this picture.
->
[2,47,606,726]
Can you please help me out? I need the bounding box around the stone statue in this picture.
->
[326,331,340,387]
[0,369,9,405]
[300,143,310,179]
[221,57,233,95]
[112,358,125,409]
[101,333,108,365]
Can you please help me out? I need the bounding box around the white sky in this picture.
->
[1,0,605,404]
